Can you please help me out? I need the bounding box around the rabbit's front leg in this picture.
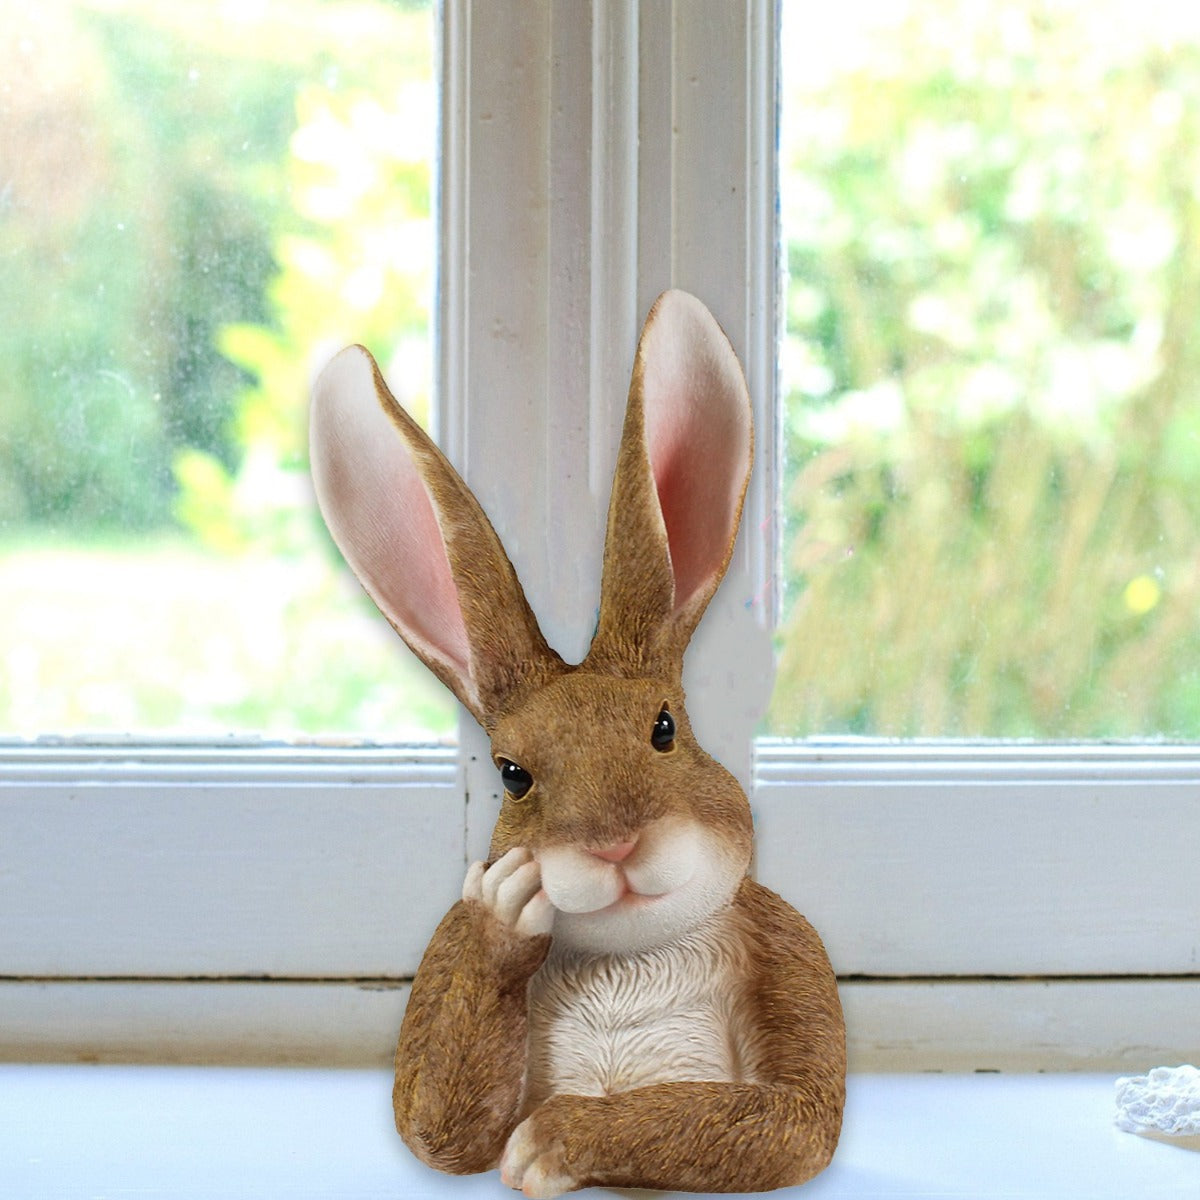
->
[500,1080,842,1198]
[394,849,554,1175]
[500,1098,585,1199]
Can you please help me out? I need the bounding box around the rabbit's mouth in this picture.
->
[538,817,702,916]
[537,817,747,955]
[596,876,667,913]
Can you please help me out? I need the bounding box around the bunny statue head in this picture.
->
[310,290,844,1197]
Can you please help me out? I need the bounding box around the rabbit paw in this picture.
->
[463,847,555,938]
[499,1103,583,1199]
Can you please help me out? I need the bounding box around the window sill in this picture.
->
[2,1065,1194,1198]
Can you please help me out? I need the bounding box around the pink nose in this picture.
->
[589,839,637,864]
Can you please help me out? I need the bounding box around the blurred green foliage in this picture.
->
[1,1,284,528]
[0,0,429,536]
[7,0,1200,740]
[197,72,435,556]
[0,0,453,738]
[770,0,1200,738]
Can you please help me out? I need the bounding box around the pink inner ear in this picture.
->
[367,448,473,678]
[310,347,472,686]
[642,301,751,616]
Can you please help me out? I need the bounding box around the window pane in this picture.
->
[0,0,454,740]
[772,0,1200,739]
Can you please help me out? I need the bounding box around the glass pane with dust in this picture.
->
[773,0,1200,738]
[0,0,454,741]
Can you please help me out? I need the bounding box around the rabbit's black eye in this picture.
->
[499,759,533,799]
[651,706,676,752]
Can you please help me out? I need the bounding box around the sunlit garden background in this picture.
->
[3,0,1200,740]
[772,0,1200,738]
[0,0,454,738]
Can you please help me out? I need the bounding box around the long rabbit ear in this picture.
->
[310,345,563,727]
[587,290,753,674]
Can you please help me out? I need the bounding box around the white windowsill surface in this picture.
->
[2,1066,1196,1199]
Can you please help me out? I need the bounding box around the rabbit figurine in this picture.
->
[309,290,845,1196]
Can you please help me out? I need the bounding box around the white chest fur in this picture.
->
[523,909,758,1109]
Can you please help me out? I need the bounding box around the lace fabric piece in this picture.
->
[1114,1065,1200,1136]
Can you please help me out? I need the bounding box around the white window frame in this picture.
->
[1,0,1196,1072]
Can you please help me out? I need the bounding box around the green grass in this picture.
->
[0,538,456,741]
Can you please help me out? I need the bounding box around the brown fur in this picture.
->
[392,877,844,1190]
[310,291,846,1194]
[486,673,752,861]
[515,879,844,1192]
[393,899,551,1173]
[351,351,566,727]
